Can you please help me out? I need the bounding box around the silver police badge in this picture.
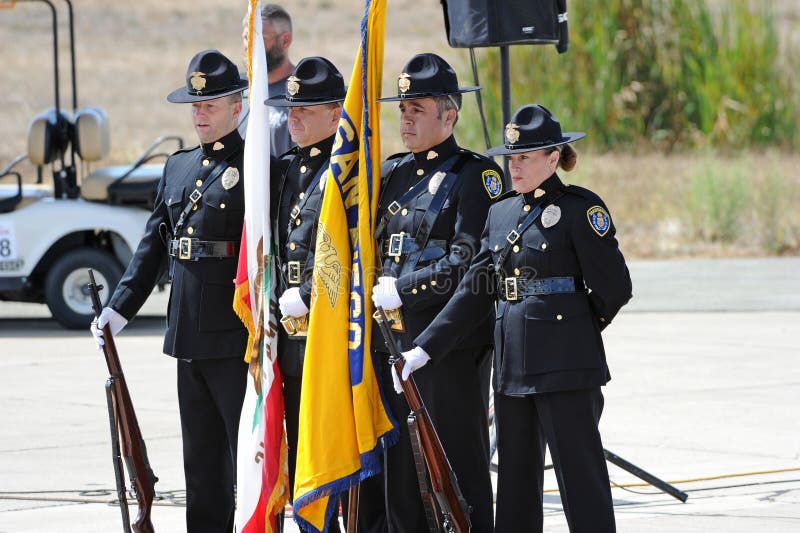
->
[541,205,561,228]
[221,167,240,190]
[428,171,446,195]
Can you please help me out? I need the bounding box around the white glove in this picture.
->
[392,346,431,394]
[372,276,402,311]
[90,307,128,348]
[279,287,309,318]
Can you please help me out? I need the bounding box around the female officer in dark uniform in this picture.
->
[397,104,632,532]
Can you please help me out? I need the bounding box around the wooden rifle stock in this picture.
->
[88,269,157,533]
[373,307,471,533]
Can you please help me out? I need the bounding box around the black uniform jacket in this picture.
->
[373,135,504,354]
[415,173,632,395]
[272,135,334,377]
[110,129,247,360]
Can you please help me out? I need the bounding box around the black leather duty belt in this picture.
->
[381,233,447,259]
[280,260,305,285]
[168,238,238,261]
[499,276,584,301]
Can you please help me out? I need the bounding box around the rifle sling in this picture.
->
[408,413,441,533]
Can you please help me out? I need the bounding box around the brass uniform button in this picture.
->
[514,268,521,276]
[556,314,563,321]
[202,159,210,166]
[290,242,296,250]
[299,192,305,199]
[220,203,226,209]
[600,317,606,323]
[430,280,437,287]
[541,243,547,250]
[187,227,194,235]
[196,179,203,187]
[301,165,308,173]
[494,244,499,251]
[401,208,408,216]
[513,245,520,253]
[295,218,301,225]
[523,204,531,212]
[394,256,400,263]
[416,169,424,176]
[192,204,198,211]
[421,284,427,290]
[412,288,418,295]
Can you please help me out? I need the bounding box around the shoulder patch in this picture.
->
[587,205,611,237]
[482,169,503,199]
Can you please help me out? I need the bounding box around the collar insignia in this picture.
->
[426,150,438,160]
[190,72,207,91]
[310,147,322,157]
[212,141,224,151]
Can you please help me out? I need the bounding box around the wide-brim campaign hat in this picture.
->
[377,53,479,103]
[167,49,248,103]
[265,56,346,107]
[485,104,586,156]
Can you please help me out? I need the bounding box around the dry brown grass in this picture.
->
[1,0,798,258]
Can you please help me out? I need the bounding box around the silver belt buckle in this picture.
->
[504,277,519,301]
[287,261,302,284]
[387,201,402,215]
[179,237,192,260]
[387,233,404,257]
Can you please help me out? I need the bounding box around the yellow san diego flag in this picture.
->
[292,1,397,531]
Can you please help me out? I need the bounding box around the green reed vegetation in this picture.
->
[458,0,798,152]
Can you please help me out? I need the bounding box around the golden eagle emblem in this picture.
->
[314,223,342,308]
[287,76,301,96]
[190,71,207,91]
[505,123,520,144]
[398,73,411,94]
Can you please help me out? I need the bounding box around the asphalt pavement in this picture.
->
[1,257,798,532]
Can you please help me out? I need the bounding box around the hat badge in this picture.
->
[398,73,411,94]
[505,123,520,144]
[287,76,301,96]
[190,72,207,91]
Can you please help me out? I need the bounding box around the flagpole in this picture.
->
[346,485,359,532]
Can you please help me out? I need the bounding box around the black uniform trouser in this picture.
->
[177,357,248,533]
[283,373,342,533]
[494,387,615,533]
[358,346,494,533]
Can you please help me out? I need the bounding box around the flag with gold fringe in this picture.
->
[234,2,288,532]
[292,1,397,530]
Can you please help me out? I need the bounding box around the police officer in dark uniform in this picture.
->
[358,53,504,533]
[90,50,249,532]
[265,56,345,532]
[402,104,633,532]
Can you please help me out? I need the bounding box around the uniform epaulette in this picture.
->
[564,183,601,201]
[172,144,201,156]
[380,152,410,178]
[495,190,519,202]
[278,146,300,160]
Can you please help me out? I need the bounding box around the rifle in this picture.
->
[373,307,471,533]
[88,269,158,533]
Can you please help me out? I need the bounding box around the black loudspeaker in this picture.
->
[441,0,569,52]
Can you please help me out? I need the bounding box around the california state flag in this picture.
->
[233,1,288,532]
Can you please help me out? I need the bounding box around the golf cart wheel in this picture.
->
[44,248,123,329]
